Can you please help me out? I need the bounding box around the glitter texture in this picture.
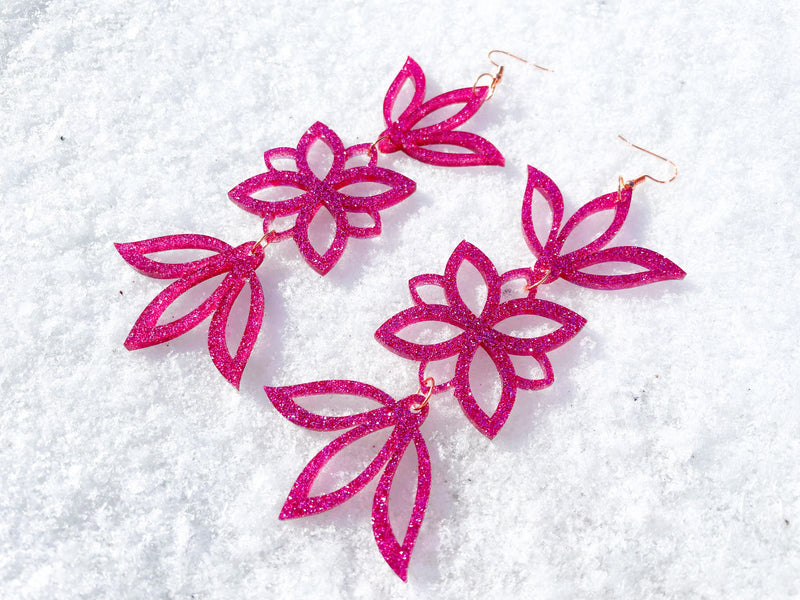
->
[115,234,265,388]
[265,380,431,581]
[375,241,586,438]
[228,122,416,275]
[522,166,686,289]
[376,57,505,167]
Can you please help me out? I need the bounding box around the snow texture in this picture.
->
[1,0,798,598]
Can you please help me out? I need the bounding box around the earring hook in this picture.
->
[473,50,552,101]
[617,135,678,189]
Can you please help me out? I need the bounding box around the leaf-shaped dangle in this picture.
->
[115,233,267,388]
[376,57,504,167]
[521,166,686,290]
[375,241,585,438]
[265,380,431,581]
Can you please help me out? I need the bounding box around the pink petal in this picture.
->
[400,130,504,167]
[293,202,349,275]
[557,187,632,261]
[382,56,427,133]
[278,394,429,519]
[332,165,416,211]
[114,234,231,279]
[123,255,235,350]
[344,208,382,239]
[563,246,687,290]
[443,241,502,319]
[452,344,517,439]
[372,432,431,582]
[418,358,458,393]
[227,169,308,218]
[408,273,447,306]
[265,380,395,431]
[511,354,555,390]
[207,273,264,389]
[279,411,399,519]
[521,166,564,278]
[263,146,298,171]
[402,86,489,138]
[374,304,467,361]
[296,122,346,182]
[490,297,587,355]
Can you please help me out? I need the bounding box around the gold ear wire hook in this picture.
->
[617,135,678,189]
[473,50,552,100]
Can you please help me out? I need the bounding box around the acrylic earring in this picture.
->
[116,54,516,387]
[266,138,685,579]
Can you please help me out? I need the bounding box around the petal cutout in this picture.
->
[265,380,394,431]
[403,86,489,138]
[491,297,587,355]
[227,170,308,218]
[408,273,447,306]
[123,256,234,350]
[557,187,632,260]
[443,241,502,319]
[372,432,431,581]
[563,246,687,290]
[382,56,427,130]
[279,411,399,518]
[375,304,467,361]
[521,166,564,260]
[293,202,349,275]
[344,209,382,239]
[263,146,298,171]
[511,354,554,390]
[208,273,264,388]
[114,234,231,279]
[419,357,458,393]
[296,122,346,182]
[332,165,416,211]
[401,130,504,167]
[453,344,517,438]
[499,267,537,302]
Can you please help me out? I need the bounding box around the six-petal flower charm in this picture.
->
[228,121,416,275]
[375,241,586,438]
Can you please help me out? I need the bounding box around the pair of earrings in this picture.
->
[116,52,685,580]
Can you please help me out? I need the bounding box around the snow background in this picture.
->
[1,0,798,598]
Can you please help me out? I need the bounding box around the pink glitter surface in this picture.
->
[375,241,586,438]
[265,380,431,581]
[115,234,265,388]
[522,166,686,289]
[376,57,505,167]
[228,122,416,275]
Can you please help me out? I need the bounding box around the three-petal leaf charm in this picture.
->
[521,166,686,289]
[375,241,586,438]
[228,122,416,275]
[376,57,505,167]
[265,380,431,581]
[115,234,265,388]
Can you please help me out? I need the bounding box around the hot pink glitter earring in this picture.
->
[266,141,685,580]
[116,55,513,387]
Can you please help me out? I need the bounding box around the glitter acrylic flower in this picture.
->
[522,166,686,289]
[376,57,505,167]
[228,122,416,275]
[115,234,265,388]
[265,380,431,581]
[375,241,586,438]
